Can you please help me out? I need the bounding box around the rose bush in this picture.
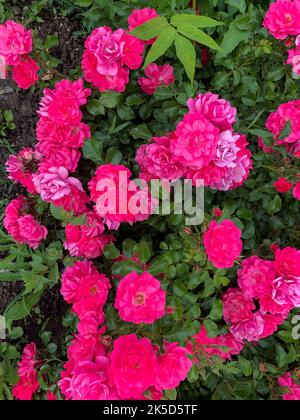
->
[0,0,300,401]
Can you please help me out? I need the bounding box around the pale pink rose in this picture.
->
[171,112,219,169]
[272,275,300,307]
[214,130,240,168]
[204,219,243,269]
[12,55,39,89]
[287,47,300,74]
[237,256,277,299]
[263,0,300,40]
[222,288,256,324]
[32,166,77,201]
[138,63,175,95]
[187,92,237,131]
[109,334,157,399]
[230,312,266,342]
[115,271,166,324]
[0,20,32,65]
[155,343,192,390]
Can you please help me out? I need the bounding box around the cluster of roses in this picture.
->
[0,20,39,89]
[278,372,300,400]
[222,246,300,342]
[263,0,300,75]
[81,7,174,95]
[258,99,300,201]
[57,262,192,400]
[136,92,252,191]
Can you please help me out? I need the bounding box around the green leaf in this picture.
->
[130,16,169,41]
[209,300,223,321]
[103,243,120,260]
[5,292,42,325]
[143,26,177,69]
[148,255,172,276]
[75,0,92,6]
[87,99,105,116]
[177,24,222,52]
[278,120,292,141]
[105,147,122,164]
[203,320,219,338]
[164,388,177,400]
[164,320,200,343]
[135,242,151,264]
[0,272,22,282]
[225,0,247,13]
[130,125,152,140]
[238,356,253,376]
[44,35,59,50]
[174,35,196,83]
[100,92,122,108]
[217,21,250,56]
[171,14,223,28]
[111,261,143,276]
[82,138,103,165]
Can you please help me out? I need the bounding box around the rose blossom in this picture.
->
[214,130,241,168]
[287,47,300,74]
[109,334,157,399]
[12,55,39,89]
[278,373,300,400]
[273,177,293,193]
[274,246,300,277]
[136,134,186,181]
[0,20,32,65]
[114,271,166,324]
[171,112,219,169]
[203,219,243,269]
[222,288,256,324]
[263,0,300,40]
[6,147,41,194]
[237,256,277,299]
[155,343,192,390]
[293,182,300,200]
[12,343,39,400]
[187,92,237,131]
[138,64,175,95]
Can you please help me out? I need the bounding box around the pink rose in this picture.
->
[230,312,266,342]
[278,373,300,400]
[237,256,277,299]
[287,47,300,74]
[293,182,300,200]
[204,219,243,269]
[275,246,300,277]
[109,334,157,399]
[222,288,256,324]
[0,20,32,65]
[187,92,237,131]
[155,343,192,390]
[115,271,166,324]
[273,177,293,193]
[263,0,300,40]
[12,55,39,89]
[17,215,47,250]
[171,112,219,169]
[138,63,175,95]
